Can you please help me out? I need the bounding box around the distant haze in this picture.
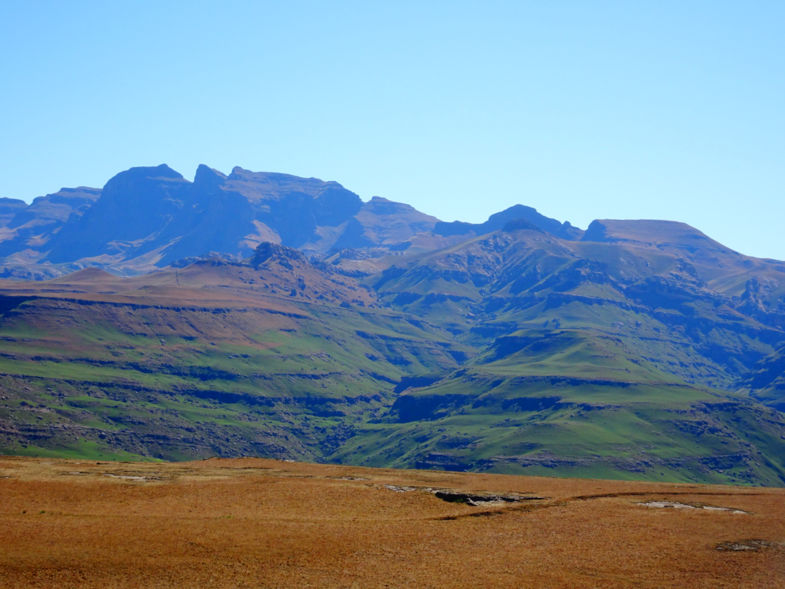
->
[1,1,783,260]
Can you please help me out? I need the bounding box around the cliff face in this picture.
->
[0,164,443,276]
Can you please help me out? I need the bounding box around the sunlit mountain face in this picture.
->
[1,165,785,486]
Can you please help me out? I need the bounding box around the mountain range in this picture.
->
[1,164,784,486]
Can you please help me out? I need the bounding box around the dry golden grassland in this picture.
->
[1,456,783,588]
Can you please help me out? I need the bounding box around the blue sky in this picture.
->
[2,1,784,259]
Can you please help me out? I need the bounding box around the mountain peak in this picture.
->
[0,197,27,208]
[364,196,433,217]
[100,164,188,201]
[583,219,726,250]
[120,164,183,180]
[434,203,581,240]
[194,164,227,188]
[229,166,250,178]
[250,241,308,269]
[99,165,186,197]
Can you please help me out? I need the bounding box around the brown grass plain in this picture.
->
[0,456,783,588]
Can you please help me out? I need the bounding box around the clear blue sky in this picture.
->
[2,1,784,259]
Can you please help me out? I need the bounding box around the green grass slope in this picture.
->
[334,330,785,485]
[0,263,466,461]
[374,225,785,391]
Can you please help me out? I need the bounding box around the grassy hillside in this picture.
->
[336,377,785,485]
[0,263,466,462]
[333,329,785,485]
[2,228,785,486]
[374,227,785,391]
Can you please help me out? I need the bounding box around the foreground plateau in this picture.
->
[1,456,784,588]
